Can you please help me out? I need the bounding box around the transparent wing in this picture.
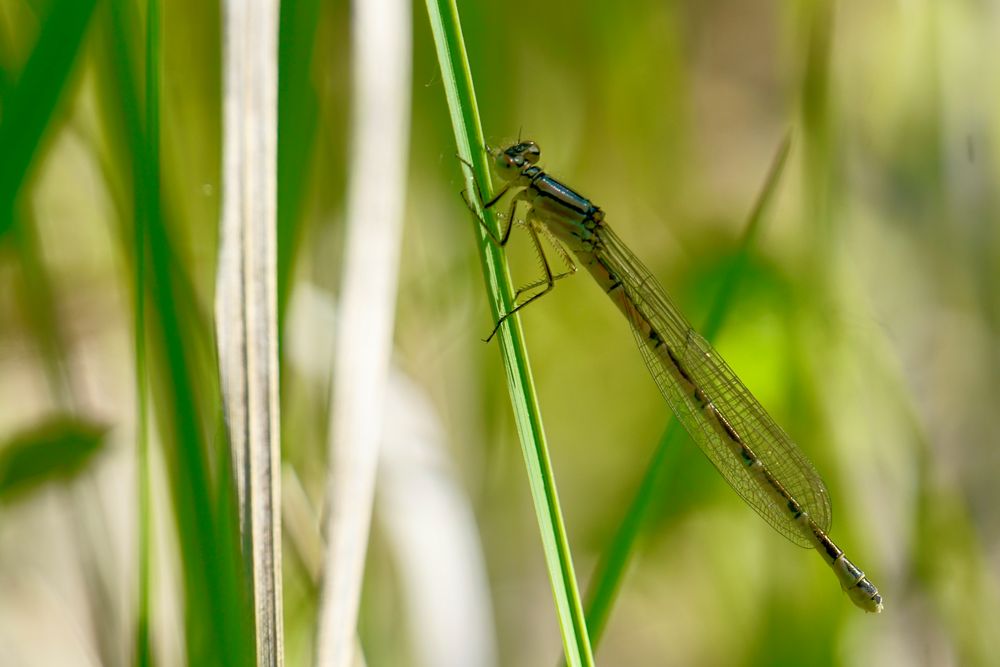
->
[598,225,832,546]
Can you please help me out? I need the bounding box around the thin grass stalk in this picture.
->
[132,0,158,663]
[217,0,284,664]
[422,1,594,664]
[313,0,411,663]
[275,0,322,330]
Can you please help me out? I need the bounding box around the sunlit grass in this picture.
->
[0,0,997,665]
[424,0,593,664]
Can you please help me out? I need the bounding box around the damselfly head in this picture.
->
[492,141,541,180]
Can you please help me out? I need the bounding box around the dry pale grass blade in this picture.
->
[216,0,284,664]
[285,281,497,666]
[379,369,498,667]
[314,0,411,663]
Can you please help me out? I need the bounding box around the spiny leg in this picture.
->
[529,221,578,291]
[484,220,560,342]
[514,223,577,299]
[456,151,576,342]
[514,270,576,300]
[457,156,518,247]
[457,153,508,211]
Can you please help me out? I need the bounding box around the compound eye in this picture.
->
[493,151,519,178]
[523,141,541,164]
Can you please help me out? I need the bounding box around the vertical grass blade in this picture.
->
[0,0,97,239]
[217,0,285,664]
[576,135,793,654]
[105,1,255,662]
[134,1,157,664]
[313,0,411,664]
[276,0,322,328]
[422,1,594,665]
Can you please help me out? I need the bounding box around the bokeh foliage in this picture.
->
[0,0,997,665]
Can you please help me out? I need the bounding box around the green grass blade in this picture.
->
[276,0,322,329]
[134,0,157,664]
[578,134,793,651]
[422,2,594,665]
[0,0,97,239]
[104,1,256,662]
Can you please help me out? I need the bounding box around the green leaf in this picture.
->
[0,417,107,501]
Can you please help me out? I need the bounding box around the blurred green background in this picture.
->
[0,0,998,665]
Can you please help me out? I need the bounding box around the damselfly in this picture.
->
[462,140,883,613]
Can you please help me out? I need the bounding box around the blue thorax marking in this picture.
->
[524,166,595,216]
